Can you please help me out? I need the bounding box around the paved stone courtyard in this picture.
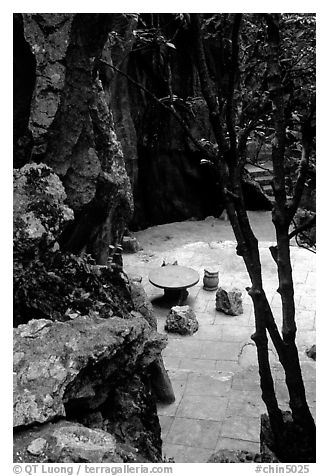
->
[123,218,316,463]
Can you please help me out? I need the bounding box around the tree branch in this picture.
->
[289,214,315,241]
[269,214,316,264]
[288,99,315,219]
[237,100,271,161]
[190,14,228,156]
[99,59,215,159]
[226,14,242,154]
[264,13,287,212]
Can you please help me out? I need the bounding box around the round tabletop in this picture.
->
[149,265,199,290]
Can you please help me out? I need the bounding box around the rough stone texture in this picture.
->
[13,162,74,257]
[207,449,263,463]
[14,14,133,264]
[13,315,166,428]
[207,448,279,463]
[165,306,199,336]
[27,438,47,456]
[216,287,244,316]
[129,280,157,330]
[14,421,129,463]
[107,14,139,191]
[16,419,154,463]
[21,14,73,156]
[129,280,175,403]
[13,315,166,462]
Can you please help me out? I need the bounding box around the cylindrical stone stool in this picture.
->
[203,267,219,291]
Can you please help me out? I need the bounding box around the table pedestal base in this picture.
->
[164,288,189,305]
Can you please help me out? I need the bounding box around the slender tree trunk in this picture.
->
[191,13,315,458]
[265,13,315,435]
[190,13,285,448]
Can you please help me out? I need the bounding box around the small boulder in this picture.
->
[216,287,243,316]
[306,344,316,361]
[122,236,140,253]
[165,305,199,335]
[27,437,47,456]
[208,449,262,463]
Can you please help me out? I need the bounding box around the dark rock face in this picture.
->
[242,169,273,211]
[14,13,133,264]
[106,15,139,192]
[13,14,36,168]
[126,99,225,229]
[260,412,316,463]
[106,16,272,228]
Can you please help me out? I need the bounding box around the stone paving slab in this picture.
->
[221,416,260,442]
[165,417,222,449]
[185,372,233,396]
[124,236,316,463]
[226,389,266,419]
[176,395,228,421]
[215,437,260,454]
[179,358,217,371]
[159,415,175,440]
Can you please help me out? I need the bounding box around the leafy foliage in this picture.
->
[293,208,316,251]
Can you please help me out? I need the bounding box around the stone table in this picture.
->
[149,265,199,304]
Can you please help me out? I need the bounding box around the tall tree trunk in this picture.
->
[190,13,285,448]
[191,13,315,458]
[265,13,315,435]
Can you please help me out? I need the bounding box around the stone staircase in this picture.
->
[246,162,294,206]
[245,162,275,203]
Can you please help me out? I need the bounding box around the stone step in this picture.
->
[262,187,292,201]
[245,164,273,178]
[262,184,274,196]
[250,169,272,179]
[256,175,273,186]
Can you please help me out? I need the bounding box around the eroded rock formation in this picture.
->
[13,14,171,463]
[14,13,133,264]
[13,159,171,461]
[13,316,166,462]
